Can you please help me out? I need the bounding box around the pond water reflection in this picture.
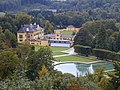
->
[54,62,114,76]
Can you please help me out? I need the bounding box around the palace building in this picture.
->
[17,23,80,47]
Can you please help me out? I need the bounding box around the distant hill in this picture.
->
[0,0,120,13]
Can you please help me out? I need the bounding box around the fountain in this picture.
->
[87,64,94,74]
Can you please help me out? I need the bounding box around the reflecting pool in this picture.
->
[54,62,114,76]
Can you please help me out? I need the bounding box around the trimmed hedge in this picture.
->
[74,45,120,61]
[93,49,112,60]
[74,45,91,57]
[93,49,120,61]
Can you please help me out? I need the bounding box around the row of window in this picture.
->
[49,41,69,44]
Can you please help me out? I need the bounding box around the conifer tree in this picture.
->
[96,25,108,49]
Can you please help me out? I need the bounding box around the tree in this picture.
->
[74,27,93,46]
[115,31,120,52]
[0,50,19,80]
[4,29,17,48]
[95,25,108,49]
[44,20,54,34]
[27,47,53,80]
[86,66,110,90]
[38,65,49,79]
[109,61,120,90]
[16,13,33,25]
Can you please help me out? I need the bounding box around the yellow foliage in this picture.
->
[38,65,49,79]
[98,77,110,90]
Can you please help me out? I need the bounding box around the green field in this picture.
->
[35,46,68,51]
[62,30,73,35]
[50,47,68,52]
[52,52,66,56]
[35,46,68,55]
[55,55,95,62]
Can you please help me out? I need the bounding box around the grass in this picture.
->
[50,47,69,52]
[52,52,65,56]
[35,46,68,52]
[62,30,73,35]
[35,46,68,55]
[55,55,95,62]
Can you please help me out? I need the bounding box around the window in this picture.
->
[19,40,23,42]
[28,35,30,38]
[19,35,23,38]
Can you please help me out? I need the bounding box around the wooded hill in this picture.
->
[0,0,120,12]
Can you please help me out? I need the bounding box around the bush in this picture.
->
[93,49,112,60]
[115,53,120,61]
[74,45,81,53]
[93,49,120,61]
[74,45,91,57]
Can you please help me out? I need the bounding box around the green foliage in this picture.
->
[82,19,118,36]
[16,44,33,59]
[93,49,112,60]
[0,28,17,49]
[95,25,108,49]
[44,20,54,34]
[74,28,93,46]
[16,13,33,25]
[86,66,110,90]
[115,31,120,52]
[74,45,92,57]
[108,61,120,90]
[27,46,53,80]
[0,50,19,80]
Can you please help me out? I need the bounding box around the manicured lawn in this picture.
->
[62,30,73,35]
[52,52,65,56]
[35,46,68,52]
[55,55,95,62]
[50,47,69,52]
[35,46,68,55]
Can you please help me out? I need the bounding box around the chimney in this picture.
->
[37,25,40,28]
[30,23,32,26]
[34,22,36,25]
[26,28,29,32]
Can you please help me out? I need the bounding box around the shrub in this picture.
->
[74,45,92,57]
[93,49,112,60]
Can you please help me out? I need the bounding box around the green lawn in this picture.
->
[35,46,68,52]
[62,30,73,35]
[50,47,69,52]
[35,46,68,55]
[55,55,95,62]
[52,52,65,56]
